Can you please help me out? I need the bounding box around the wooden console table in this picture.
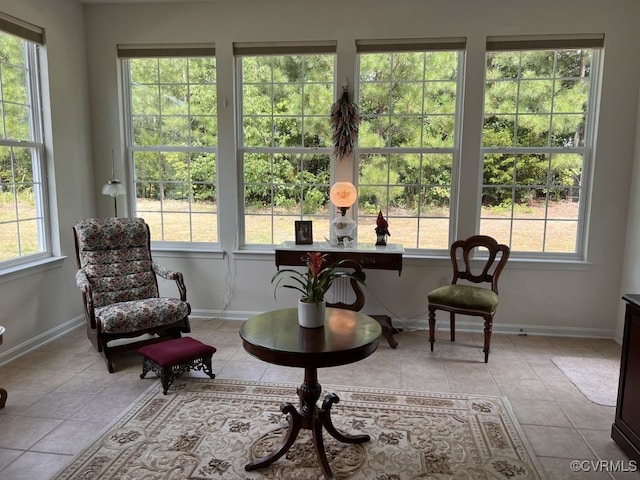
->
[612,294,640,463]
[275,242,403,348]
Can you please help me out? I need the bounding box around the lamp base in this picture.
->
[331,216,356,246]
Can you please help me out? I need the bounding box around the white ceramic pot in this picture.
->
[297,298,326,328]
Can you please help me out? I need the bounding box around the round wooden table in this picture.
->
[239,307,382,480]
[0,326,6,408]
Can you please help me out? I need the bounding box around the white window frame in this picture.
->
[479,35,604,260]
[0,13,50,270]
[235,41,337,248]
[355,38,466,253]
[119,44,219,248]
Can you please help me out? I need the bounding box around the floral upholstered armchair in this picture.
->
[73,217,191,372]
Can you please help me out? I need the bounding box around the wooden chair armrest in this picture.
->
[153,263,187,301]
[75,269,97,328]
[75,269,90,292]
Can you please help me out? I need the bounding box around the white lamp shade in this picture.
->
[330,182,357,208]
[102,180,126,197]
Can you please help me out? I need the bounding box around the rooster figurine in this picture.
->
[375,210,390,246]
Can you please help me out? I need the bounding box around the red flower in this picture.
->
[306,252,325,279]
[272,252,365,304]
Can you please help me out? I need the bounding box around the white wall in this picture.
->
[2,0,640,364]
[83,0,640,338]
[0,0,94,359]
[619,91,640,337]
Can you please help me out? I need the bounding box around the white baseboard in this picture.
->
[194,309,619,341]
[0,309,621,366]
[397,316,618,341]
[0,315,85,366]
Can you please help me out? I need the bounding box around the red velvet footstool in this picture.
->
[138,337,216,394]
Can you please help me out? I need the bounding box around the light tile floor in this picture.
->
[0,318,637,479]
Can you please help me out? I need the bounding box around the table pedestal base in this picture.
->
[371,315,399,348]
[245,368,369,480]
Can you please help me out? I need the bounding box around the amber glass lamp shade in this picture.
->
[329,182,357,214]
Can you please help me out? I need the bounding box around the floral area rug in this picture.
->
[54,378,544,479]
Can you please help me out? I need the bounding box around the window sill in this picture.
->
[232,247,277,262]
[403,253,592,271]
[151,245,227,260]
[0,255,67,285]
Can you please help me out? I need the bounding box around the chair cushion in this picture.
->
[95,297,190,334]
[428,284,499,314]
[138,337,216,367]
[74,218,158,308]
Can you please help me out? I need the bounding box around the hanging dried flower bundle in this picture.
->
[330,87,360,161]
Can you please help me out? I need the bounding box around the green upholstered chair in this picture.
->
[427,235,510,362]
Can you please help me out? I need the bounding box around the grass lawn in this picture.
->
[0,197,579,261]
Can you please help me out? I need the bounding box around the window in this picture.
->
[480,36,603,256]
[120,45,218,244]
[356,38,465,250]
[236,42,336,246]
[0,15,48,267]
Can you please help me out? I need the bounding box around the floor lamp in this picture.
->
[102,152,126,217]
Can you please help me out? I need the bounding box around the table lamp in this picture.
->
[102,150,126,217]
[329,182,357,245]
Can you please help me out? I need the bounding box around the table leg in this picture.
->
[371,315,399,348]
[0,388,6,408]
[320,393,370,443]
[244,403,301,470]
[245,367,369,480]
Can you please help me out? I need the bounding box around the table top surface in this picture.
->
[276,241,404,254]
[239,308,382,369]
[623,294,640,308]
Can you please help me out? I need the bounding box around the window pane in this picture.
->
[419,218,449,250]
[0,30,48,266]
[545,220,578,253]
[131,84,160,115]
[125,55,218,244]
[478,218,511,247]
[0,222,19,261]
[511,220,544,251]
[482,47,596,256]
[358,49,461,251]
[359,150,455,251]
[360,50,460,151]
[245,214,273,244]
[483,115,516,147]
[240,53,334,246]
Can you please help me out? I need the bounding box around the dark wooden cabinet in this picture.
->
[611,294,640,463]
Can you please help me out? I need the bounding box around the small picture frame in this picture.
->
[295,220,313,245]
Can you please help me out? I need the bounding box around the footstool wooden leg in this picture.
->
[201,354,216,379]
[140,358,154,379]
[161,367,172,395]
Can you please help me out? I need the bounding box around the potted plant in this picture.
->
[272,252,366,328]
